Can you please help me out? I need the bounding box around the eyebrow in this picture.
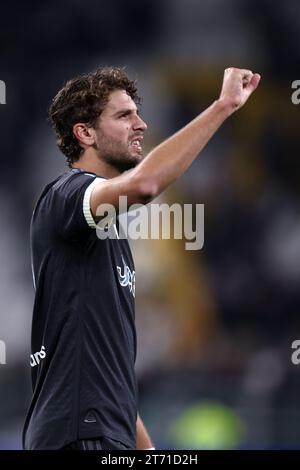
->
[112,108,139,118]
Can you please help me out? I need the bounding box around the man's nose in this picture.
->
[133,115,147,131]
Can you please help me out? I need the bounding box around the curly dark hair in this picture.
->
[48,67,140,167]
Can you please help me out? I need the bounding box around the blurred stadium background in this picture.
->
[0,0,300,449]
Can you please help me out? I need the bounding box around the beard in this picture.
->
[95,132,143,174]
[102,149,142,173]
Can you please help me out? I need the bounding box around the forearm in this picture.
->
[133,98,233,197]
[136,414,154,450]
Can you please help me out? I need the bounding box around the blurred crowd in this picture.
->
[0,0,300,449]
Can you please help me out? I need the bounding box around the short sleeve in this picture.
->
[52,172,105,239]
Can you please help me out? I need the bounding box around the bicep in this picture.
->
[89,171,151,219]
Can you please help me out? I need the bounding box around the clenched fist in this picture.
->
[219,67,261,114]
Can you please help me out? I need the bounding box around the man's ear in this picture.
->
[73,123,95,147]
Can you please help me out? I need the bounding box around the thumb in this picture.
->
[245,73,261,94]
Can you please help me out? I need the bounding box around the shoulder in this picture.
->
[32,170,97,217]
[52,169,97,195]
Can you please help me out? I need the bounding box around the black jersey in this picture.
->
[23,169,137,450]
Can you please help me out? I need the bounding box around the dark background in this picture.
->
[0,0,300,449]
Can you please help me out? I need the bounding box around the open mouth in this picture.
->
[130,137,143,152]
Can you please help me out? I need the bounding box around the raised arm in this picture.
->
[90,68,261,214]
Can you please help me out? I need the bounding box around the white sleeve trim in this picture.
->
[83,177,106,229]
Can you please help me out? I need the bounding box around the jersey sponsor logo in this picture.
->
[30,345,46,367]
[117,258,135,298]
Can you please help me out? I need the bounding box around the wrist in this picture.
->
[215,97,237,117]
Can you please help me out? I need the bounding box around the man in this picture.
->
[23,66,260,450]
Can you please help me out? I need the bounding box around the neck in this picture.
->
[72,148,121,179]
